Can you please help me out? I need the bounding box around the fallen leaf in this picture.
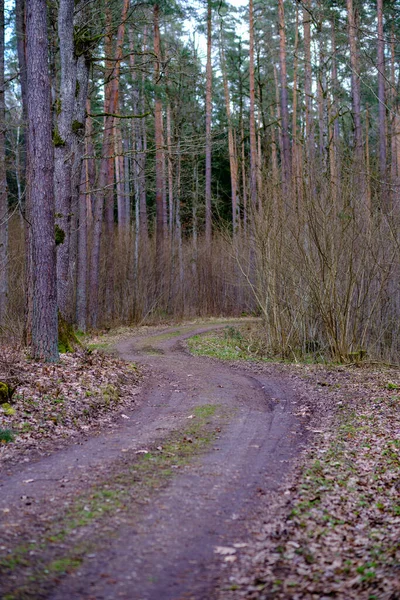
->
[214,546,237,556]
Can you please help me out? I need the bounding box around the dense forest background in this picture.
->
[0,0,399,363]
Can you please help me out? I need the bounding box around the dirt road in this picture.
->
[0,324,310,600]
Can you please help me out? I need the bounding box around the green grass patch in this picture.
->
[187,330,254,361]
[0,428,14,443]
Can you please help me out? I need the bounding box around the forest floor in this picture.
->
[0,320,399,600]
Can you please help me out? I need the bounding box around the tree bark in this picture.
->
[154,4,165,257]
[377,0,387,206]
[219,23,238,233]
[26,0,58,361]
[303,0,314,166]
[76,149,88,332]
[278,0,291,195]
[54,0,76,321]
[390,26,400,208]
[347,0,363,165]
[54,0,90,323]
[89,0,129,328]
[249,0,257,210]
[0,1,7,322]
[205,0,212,243]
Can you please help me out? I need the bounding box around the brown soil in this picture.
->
[0,324,323,600]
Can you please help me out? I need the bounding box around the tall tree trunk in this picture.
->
[205,0,212,243]
[115,120,126,231]
[17,0,33,343]
[377,0,387,207]
[140,27,149,239]
[0,1,7,323]
[390,26,400,208]
[154,4,164,258]
[54,0,76,321]
[219,24,238,232]
[54,0,90,323]
[129,24,148,264]
[104,6,115,233]
[26,0,58,361]
[67,46,90,321]
[303,0,314,167]
[16,0,27,120]
[166,101,174,237]
[76,152,88,331]
[278,0,291,195]
[317,25,328,170]
[330,19,340,207]
[241,120,248,235]
[249,0,257,210]
[347,0,363,166]
[365,106,372,217]
[291,4,300,208]
[89,0,129,328]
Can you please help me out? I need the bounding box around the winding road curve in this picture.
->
[0,324,309,600]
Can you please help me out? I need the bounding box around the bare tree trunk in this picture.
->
[104,6,115,233]
[291,4,300,208]
[140,27,148,239]
[278,0,291,195]
[205,0,212,244]
[16,0,27,119]
[0,1,8,323]
[115,120,126,231]
[303,0,314,167]
[241,120,248,235]
[54,0,76,320]
[192,162,198,280]
[161,110,168,235]
[330,19,340,207]
[219,24,238,232]
[249,0,257,210]
[26,0,58,361]
[317,28,328,170]
[89,0,129,328]
[390,27,400,208]
[365,106,372,217]
[256,112,263,210]
[154,4,164,258]
[54,0,90,323]
[123,133,130,226]
[16,0,33,343]
[76,152,88,331]
[347,0,363,166]
[270,105,279,204]
[166,101,174,237]
[67,47,90,321]
[129,24,147,267]
[377,0,387,207]
[175,143,184,292]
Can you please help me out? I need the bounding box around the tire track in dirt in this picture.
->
[0,324,309,600]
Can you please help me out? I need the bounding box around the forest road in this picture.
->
[0,323,310,600]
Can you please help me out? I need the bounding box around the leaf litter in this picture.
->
[219,362,400,600]
[0,346,142,467]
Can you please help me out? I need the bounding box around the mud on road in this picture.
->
[0,324,315,600]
